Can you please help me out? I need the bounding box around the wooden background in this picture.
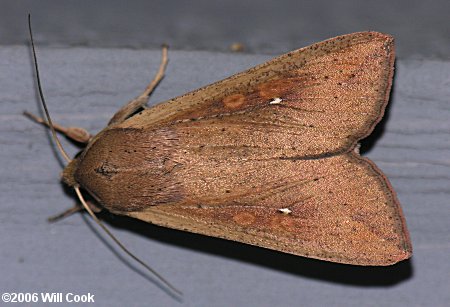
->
[1,46,449,306]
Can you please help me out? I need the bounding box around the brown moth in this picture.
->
[35,31,412,268]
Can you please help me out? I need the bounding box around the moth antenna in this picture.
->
[74,187,183,297]
[28,14,71,163]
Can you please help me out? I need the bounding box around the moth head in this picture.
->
[61,157,81,188]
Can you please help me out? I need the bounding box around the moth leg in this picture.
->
[108,45,169,125]
[23,111,91,144]
[48,201,102,223]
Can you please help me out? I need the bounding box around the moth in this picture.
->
[30,31,412,275]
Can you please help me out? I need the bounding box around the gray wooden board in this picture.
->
[3,0,450,58]
[1,46,449,306]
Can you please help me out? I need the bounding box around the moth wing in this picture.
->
[127,153,411,266]
[110,32,411,265]
[123,31,394,157]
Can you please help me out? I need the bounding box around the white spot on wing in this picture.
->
[278,208,292,214]
[269,97,282,105]
[353,143,361,155]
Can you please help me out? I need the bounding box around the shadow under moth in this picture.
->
[28,23,412,294]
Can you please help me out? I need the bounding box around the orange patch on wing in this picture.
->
[270,215,295,231]
[233,212,256,226]
[257,78,296,99]
[223,94,246,109]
